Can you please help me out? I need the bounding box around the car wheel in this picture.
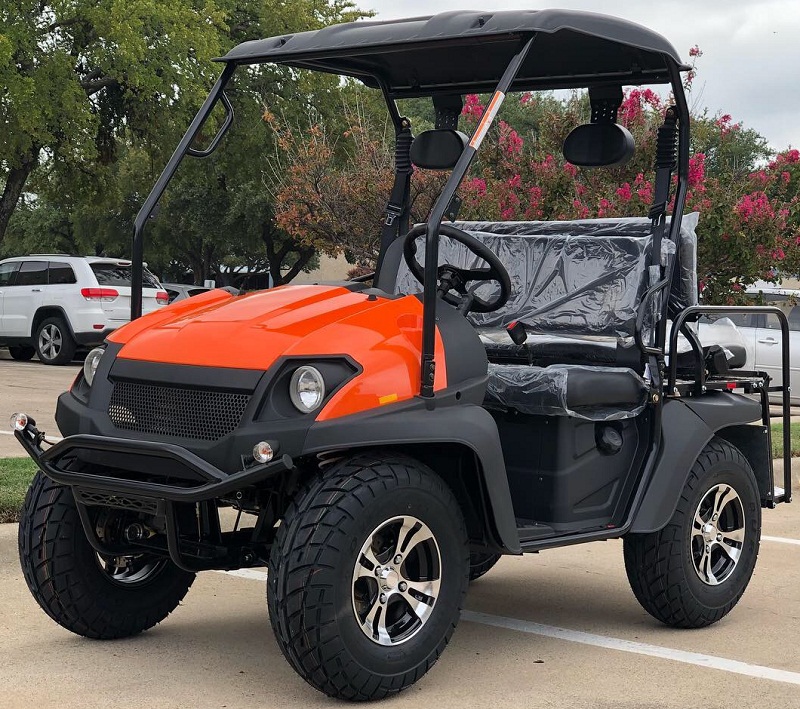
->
[35,316,76,365]
[8,345,35,361]
[268,452,469,700]
[18,471,195,638]
[623,437,760,628]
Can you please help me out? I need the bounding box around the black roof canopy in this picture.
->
[219,9,688,97]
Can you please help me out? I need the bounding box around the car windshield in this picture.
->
[91,263,160,289]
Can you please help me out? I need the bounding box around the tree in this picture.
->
[266,84,799,303]
[0,0,232,243]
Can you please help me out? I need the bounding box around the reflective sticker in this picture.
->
[469,92,506,150]
[378,393,399,405]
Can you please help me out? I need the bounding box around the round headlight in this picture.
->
[289,366,325,413]
[83,347,105,386]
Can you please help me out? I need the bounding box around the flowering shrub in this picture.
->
[267,73,799,301]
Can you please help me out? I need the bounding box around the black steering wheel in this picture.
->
[403,223,512,314]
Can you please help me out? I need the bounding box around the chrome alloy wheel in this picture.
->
[38,323,63,360]
[352,515,442,646]
[691,483,746,586]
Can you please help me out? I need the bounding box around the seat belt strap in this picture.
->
[376,123,413,273]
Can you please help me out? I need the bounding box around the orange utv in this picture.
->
[12,9,792,702]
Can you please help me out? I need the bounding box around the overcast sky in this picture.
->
[365,0,800,151]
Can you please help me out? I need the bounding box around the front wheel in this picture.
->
[18,471,195,639]
[623,438,761,628]
[268,453,469,701]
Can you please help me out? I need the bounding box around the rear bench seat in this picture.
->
[380,215,700,419]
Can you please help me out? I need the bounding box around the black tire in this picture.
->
[34,316,76,365]
[18,471,195,639]
[8,344,36,361]
[469,551,501,582]
[623,437,761,628]
[267,452,470,701]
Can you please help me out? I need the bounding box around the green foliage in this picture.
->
[1,0,366,282]
[0,457,36,523]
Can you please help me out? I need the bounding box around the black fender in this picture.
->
[630,392,764,533]
[305,401,521,554]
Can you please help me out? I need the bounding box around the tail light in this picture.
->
[156,290,169,305]
[81,288,118,302]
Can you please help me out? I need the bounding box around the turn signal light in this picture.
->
[10,412,28,432]
[81,288,119,302]
[253,441,274,464]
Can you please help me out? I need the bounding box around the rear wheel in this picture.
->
[18,471,195,639]
[469,551,501,581]
[35,316,76,365]
[8,345,35,361]
[623,438,760,628]
[268,453,469,701]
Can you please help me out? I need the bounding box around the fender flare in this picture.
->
[304,402,521,553]
[630,392,764,533]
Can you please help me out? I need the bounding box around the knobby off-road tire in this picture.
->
[8,344,35,361]
[35,316,76,365]
[623,437,760,628]
[267,453,470,701]
[468,552,501,582]
[18,471,195,639]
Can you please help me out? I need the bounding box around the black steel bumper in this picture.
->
[15,421,293,504]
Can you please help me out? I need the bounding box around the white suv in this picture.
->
[0,255,167,365]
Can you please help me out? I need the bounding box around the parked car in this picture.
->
[0,255,167,364]
[699,286,799,404]
[161,283,211,303]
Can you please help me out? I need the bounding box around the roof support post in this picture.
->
[131,63,236,320]
[419,36,535,399]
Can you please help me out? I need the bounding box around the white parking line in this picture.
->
[215,569,800,686]
[762,535,800,546]
[461,611,800,686]
[0,430,62,442]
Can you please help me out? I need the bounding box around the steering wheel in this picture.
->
[403,223,511,313]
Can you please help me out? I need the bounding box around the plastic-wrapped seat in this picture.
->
[380,214,701,418]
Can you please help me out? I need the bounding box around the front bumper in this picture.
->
[15,422,293,504]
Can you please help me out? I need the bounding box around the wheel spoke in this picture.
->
[354,545,381,581]
[716,539,741,563]
[362,598,391,644]
[394,517,434,557]
[721,526,745,544]
[402,578,440,605]
[699,548,718,585]
[712,486,738,518]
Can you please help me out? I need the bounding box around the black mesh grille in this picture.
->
[108,380,251,441]
[74,488,160,515]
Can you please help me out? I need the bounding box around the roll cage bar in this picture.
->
[130,23,692,402]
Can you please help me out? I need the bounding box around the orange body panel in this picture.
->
[108,285,447,420]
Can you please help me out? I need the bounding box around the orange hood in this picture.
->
[107,285,447,419]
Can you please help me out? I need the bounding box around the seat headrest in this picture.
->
[563,123,635,168]
[410,129,468,170]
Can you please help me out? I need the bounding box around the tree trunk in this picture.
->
[0,146,40,243]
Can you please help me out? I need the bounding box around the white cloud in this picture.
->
[364,1,800,150]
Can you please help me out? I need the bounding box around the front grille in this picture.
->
[108,380,251,441]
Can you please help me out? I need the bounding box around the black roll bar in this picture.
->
[667,305,792,503]
[131,63,236,320]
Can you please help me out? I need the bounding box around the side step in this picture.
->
[516,519,556,544]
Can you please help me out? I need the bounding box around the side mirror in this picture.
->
[410,130,469,170]
[563,123,635,168]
